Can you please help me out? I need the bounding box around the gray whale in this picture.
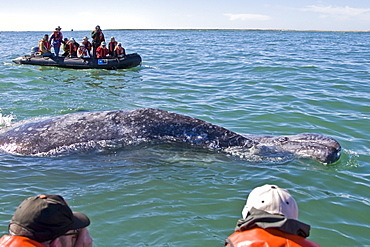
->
[0,108,341,164]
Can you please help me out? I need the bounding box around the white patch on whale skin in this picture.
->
[0,143,22,155]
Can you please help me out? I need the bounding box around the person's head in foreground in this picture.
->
[3,194,92,247]
[242,184,298,219]
[225,184,322,247]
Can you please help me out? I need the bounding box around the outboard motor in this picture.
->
[30,47,39,56]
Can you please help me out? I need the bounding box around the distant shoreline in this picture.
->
[106,28,370,33]
[2,29,370,33]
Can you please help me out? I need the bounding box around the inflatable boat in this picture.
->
[12,53,142,70]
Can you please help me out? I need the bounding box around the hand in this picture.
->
[74,228,93,247]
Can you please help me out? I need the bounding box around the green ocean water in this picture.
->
[0,30,369,246]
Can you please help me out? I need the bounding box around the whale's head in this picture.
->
[244,133,341,164]
[273,133,341,164]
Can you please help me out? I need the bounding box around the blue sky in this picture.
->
[1,0,369,31]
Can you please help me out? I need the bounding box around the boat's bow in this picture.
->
[12,56,25,64]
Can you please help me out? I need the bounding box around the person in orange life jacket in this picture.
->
[67,38,79,58]
[61,38,69,57]
[77,44,90,59]
[96,42,110,59]
[0,194,92,247]
[108,37,117,57]
[114,42,126,58]
[38,34,52,57]
[49,26,63,56]
[81,36,92,56]
[225,184,321,247]
[91,25,105,58]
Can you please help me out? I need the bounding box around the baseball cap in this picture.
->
[10,195,90,243]
[242,184,298,220]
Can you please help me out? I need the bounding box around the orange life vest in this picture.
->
[39,39,51,52]
[78,47,90,58]
[0,235,46,247]
[225,228,321,247]
[114,46,125,57]
[92,31,104,42]
[96,46,109,58]
[109,41,117,53]
[51,31,63,42]
[68,42,78,53]
[82,40,92,50]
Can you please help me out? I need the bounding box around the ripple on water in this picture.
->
[0,30,369,246]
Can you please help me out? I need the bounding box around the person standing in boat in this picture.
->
[108,37,117,57]
[38,34,52,57]
[49,26,63,56]
[77,44,91,59]
[96,42,110,58]
[81,36,92,57]
[114,42,126,58]
[67,38,80,58]
[91,25,105,58]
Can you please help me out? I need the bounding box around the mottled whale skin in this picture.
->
[0,108,341,164]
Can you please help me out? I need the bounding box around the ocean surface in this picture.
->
[0,30,369,246]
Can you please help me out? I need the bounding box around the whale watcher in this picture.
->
[61,38,70,57]
[81,36,92,57]
[77,44,90,59]
[0,195,92,247]
[96,42,110,59]
[114,42,126,58]
[108,37,117,57]
[67,38,79,58]
[91,25,105,58]
[38,34,52,57]
[225,184,321,247]
[49,26,63,57]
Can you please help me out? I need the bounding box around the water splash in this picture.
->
[0,113,15,127]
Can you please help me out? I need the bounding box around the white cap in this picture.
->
[242,184,298,220]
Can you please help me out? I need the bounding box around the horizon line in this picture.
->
[1,28,370,33]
